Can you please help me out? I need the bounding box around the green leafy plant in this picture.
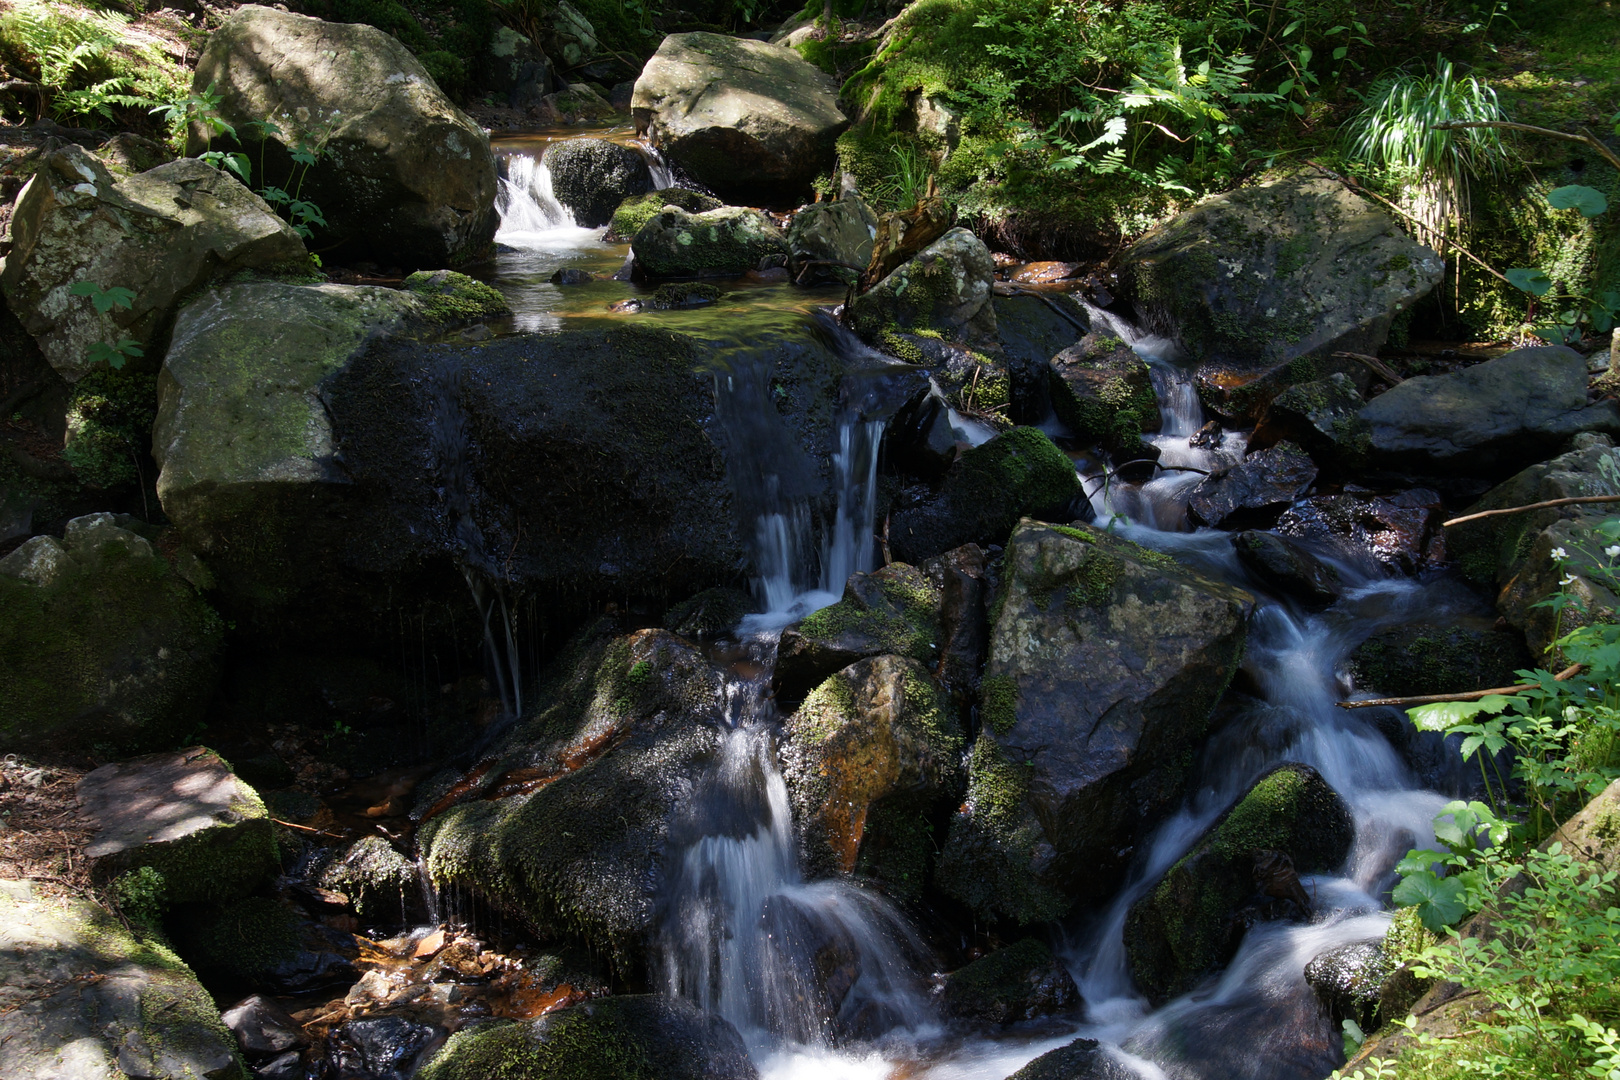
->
[68,281,143,372]
[0,0,188,125]
[1504,184,1620,344]
[1391,800,1512,932]
[868,141,933,211]
[111,865,167,933]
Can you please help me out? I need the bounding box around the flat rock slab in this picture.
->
[78,747,275,905]
[0,880,244,1080]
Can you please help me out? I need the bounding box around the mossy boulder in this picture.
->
[1359,345,1620,479]
[1249,372,1370,474]
[403,269,511,323]
[1185,441,1318,529]
[1117,177,1443,415]
[936,521,1254,923]
[418,994,757,1080]
[0,142,305,383]
[847,227,996,340]
[191,5,498,268]
[1347,621,1532,699]
[315,835,426,926]
[787,195,878,284]
[939,938,1081,1026]
[630,204,789,278]
[889,427,1081,564]
[606,187,722,242]
[774,562,942,706]
[79,747,276,906]
[0,880,246,1080]
[544,138,652,228]
[1123,762,1354,1004]
[780,655,963,898]
[1047,332,1159,450]
[417,629,727,968]
[170,896,359,995]
[0,515,225,758]
[631,32,847,205]
[663,586,757,637]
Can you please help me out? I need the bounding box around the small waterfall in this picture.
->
[637,140,676,189]
[494,151,602,249]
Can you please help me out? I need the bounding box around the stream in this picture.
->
[446,130,1490,1080]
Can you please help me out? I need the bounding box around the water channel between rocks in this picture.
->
[447,130,1484,1080]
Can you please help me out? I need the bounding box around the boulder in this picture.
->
[1359,345,1620,478]
[936,522,1254,922]
[890,427,1081,564]
[0,514,225,758]
[1348,621,1532,698]
[1047,331,1160,451]
[1304,939,1392,1033]
[417,629,727,966]
[190,5,499,267]
[550,0,598,67]
[1275,488,1444,574]
[0,143,305,383]
[483,25,552,101]
[1186,442,1318,528]
[663,586,758,637]
[606,187,721,242]
[1004,1037,1137,1080]
[1230,530,1341,609]
[326,1015,442,1079]
[1117,176,1442,419]
[780,655,964,898]
[1123,763,1354,1004]
[630,204,789,278]
[938,938,1081,1026]
[993,292,1091,424]
[418,995,757,1080]
[1248,372,1369,472]
[534,83,617,125]
[631,32,847,205]
[0,880,245,1080]
[314,835,426,925]
[79,747,276,906]
[787,195,878,284]
[221,994,307,1057]
[544,139,651,228]
[847,227,996,340]
[172,896,359,995]
[773,562,942,706]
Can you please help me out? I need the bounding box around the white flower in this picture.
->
[1561,574,1577,586]
[1605,545,1619,558]
[1551,547,1568,560]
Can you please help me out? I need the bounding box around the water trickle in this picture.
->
[494,151,602,250]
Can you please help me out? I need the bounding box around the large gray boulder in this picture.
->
[787,194,877,283]
[631,32,847,204]
[1359,345,1620,477]
[191,5,498,268]
[630,203,788,277]
[0,143,304,383]
[936,521,1254,923]
[0,880,245,1080]
[544,138,651,228]
[1117,177,1443,420]
[848,227,996,340]
[0,514,225,758]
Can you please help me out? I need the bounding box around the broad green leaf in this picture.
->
[1277,79,1295,96]
[1506,267,1554,296]
[1548,184,1608,217]
[1408,696,1510,732]
[1332,46,1348,60]
[1391,872,1470,931]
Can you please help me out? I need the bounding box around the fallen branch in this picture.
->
[793,259,864,285]
[1431,121,1620,175]
[1332,350,1404,385]
[271,817,346,839]
[1442,494,1620,528]
[1337,663,1583,710]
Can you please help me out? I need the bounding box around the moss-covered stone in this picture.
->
[605,188,723,242]
[404,269,512,323]
[417,994,757,1080]
[847,227,995,341]
[774,562,942,704]
[1348,622,1532,698]
[1124,762,1353,1004]
[630,204,789,278]
[170,895,359,995]
[543,138,652,229]
[939,937,1081,1025]
[316,835,422,925]
[663,587,757,637]
[650,282,722,309]
[1047,333,1160,449]
[889,427,1081,564]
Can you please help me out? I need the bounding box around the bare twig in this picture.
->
[1443,495,1620,528]
[1332,351,1404,385]
[271,817,347,839]
[1337,663,1583,710]
[1431,121,1620,175]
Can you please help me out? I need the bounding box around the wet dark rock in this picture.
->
[543,138,652,228]
[548,267,596,284]
[1004,1037,1136,1080]
[1124,762,1354,1004]
[79,746,275,906]
[315,835,426,927]
[939,938,1081,1026]
[787,195,878,284]
[1186,442,1317,528]
[1275,488,1444,574]
[886,388,965,479]
[774,563,942,707]
[255,1050,302,1079]
[1360,345,1620,479]
[1348,621,1531,698]
[937,522,1254,923]
[780,655,964,898]
[919,543,991,701]
[1250,373,1369,473]
[417,629,727,967]
[1047,332,1160,450]
[1189,419,1223,449]
[848,228,996,341]
[1108,437,1161,484]
[606,187,722,242]
[1230,530,1341,609]
[889,427,1081,564]
[327,1016,441,1080]
[1305,939,1392,1032]
[222,995,307,1057]
[650,282,722,309]
[993,293,1090,424]
[632,32,846,205]
[631,204,789,278]
[759,895,863,1026]
[664,586,757,637]
[418,994,757,1080]
[172,897,359,995]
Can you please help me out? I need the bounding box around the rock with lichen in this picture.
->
[779,654,964,897]
[606,188,722,242]
[1249,372,1369,473]
[936,521,1254,924]
[787,195,878,284]
[1124,762,1354,1004]
[544,138,652,228]
[847,227,996,341]
[631,204,788,278]
[1047,332,1160,450]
